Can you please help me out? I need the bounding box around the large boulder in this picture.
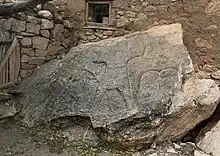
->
[196,121,220,156]
[17,24,220,150]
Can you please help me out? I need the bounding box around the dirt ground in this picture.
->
[0,117,134,156]
[0,119,71,156]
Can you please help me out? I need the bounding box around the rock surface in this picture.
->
[0,102,17,120]
[17,24,220,150]
[196,121,220,156]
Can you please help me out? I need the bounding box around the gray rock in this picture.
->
[35,49,47,57]
[27,16,41,24]
[20,37,32,47]
[0,103,17,120]
[211,70,220,80]
[11,19,26,32]
[47,41,66,56]
[21,54,29,63]
[40,30,50,38]
[116,16,129,28]
[32,36,49,50]
[17,24,220,150]
[28,57,46,65]
[41,19,54,30]
[51,24,64,42]
[194,150,211,156]
[196,121,220,156]
[38,10,53,20]
[4,18,15,31]
[26,23,40,34]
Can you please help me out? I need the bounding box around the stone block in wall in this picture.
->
[62,39,71,48]
[11,20,26,32]
[103,30,113,36]
[14,12,28,21]
[38,10,53,20]
[63,29,70,38]
[137,13,147,20]
[116,16,129,28]
[21,54,29,63]
[20,37,32,47]
[35,49,48,57]
[28,57,46,65]
[87,35,97,41]
[27,16,41,24]
[32,36,49,50]
[117,11,125,16]
[126,11,136,18]
[41,19,54,30]
[113,30,126,37]
[51,24,65,42]
[26,23,40,34]
[42,3,56,15]
[20,70,29,79]
[4,18,15,31]
[131,5,142,12]
[102,35,108,39]
[63,20,73,29]
[144,5,157,12]
[53,12,63,24]
[95,32,103,39]
[21,63,36,70]
[21,32,36,37]
[195,38,213,50]
[21,48,35,56]
[148,0,169,5]
[40,30,50,38]
[47,41,65,56]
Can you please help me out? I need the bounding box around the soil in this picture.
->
[0,117,134,156]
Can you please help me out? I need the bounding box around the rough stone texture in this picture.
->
[11,19,26,32]
[38,10,53,20]
[41,19,54,30]
[0,103,17,120]
[35,49,48,57]
[196,121,220,156]
[51,24,64,42]
[211,70,220,80]
[40,29,50,38]
[20,37,32,47]
[26,22,40,34]
[47,41,66,56]
[21,54,29,63]
[17,24,220,150]
[28,57,46,65]
[27,16,41,24]
[0,1,77,83]
[194,150,211,156]
[32,36,49,50]
[21,48,34,56]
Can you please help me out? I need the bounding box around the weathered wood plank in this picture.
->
[1,40,6,84]
[5,58,9,83]
[14,41,20,84]
[0,38,18,73]
[0,44,3,85]
[9,48,15,83]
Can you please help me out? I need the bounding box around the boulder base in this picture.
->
[17,24,220,150]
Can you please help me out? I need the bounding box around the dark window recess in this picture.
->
[88,3,109,24]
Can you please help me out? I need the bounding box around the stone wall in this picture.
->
[61,0,220,75]
[1,0,220,81]
[0,2,78,81]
